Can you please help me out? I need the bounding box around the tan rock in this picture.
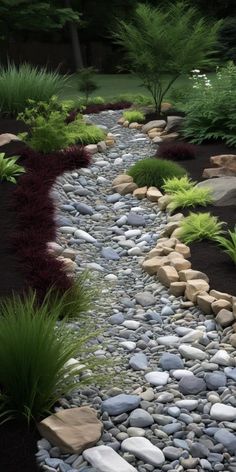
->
[148,131,161,139]
[167,251,184,260]
[97,141,107,153]
[38,407,103,454]
[157,237,177,249]
[133,186,148,199]
[112,174,133,187]
[152,136,163,144]
[62,248,78,260]
[167,213,184,222]
[105,139,115,147]
[161,102,172,112]
[197,293,215,315]
[230,333,236,347]
[129,122,142,129]
[117,117,125,124]
[171,227,183,238]
[202,167,232,178]
[47,241,64,256]
[175,243,191,258]
[169,258,191,271]
[215,309,235,328]
[160,222,180,237]
[57,256,77,273]
[185,279,210,303]
[161,246,175,255]
[158,195,172,210]
[113,182,138,195]
[160,132,179,142]
[211,299,232,315]
[145,248,166,259]
[157,265,179,287]
[169,281,186,297]
[210,154,236,174]
[210,290,232,303]
[85,144,98,154]
[179,269,209,283]
[0,133,21,146]
[142,256,168,275]
[146,186,163,202]
[142,120,166,133]
[123,120,129,127]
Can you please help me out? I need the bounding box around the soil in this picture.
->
[0,420,40,472]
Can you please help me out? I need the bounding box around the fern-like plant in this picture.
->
[0,153,25,183]
[128,158,186,189]
[215,227,236,265]
[168,187,213,211]
[123,110,145,123]
[163,176,196,194]
[178,212,225,244]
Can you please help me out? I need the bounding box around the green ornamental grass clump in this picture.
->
[162,176,196,194]
[0,63,67,116]
[178,212,225,244]
[0,153,25,183]
[128,158,187,189]
[215,226,236,265]
[123,109,145,123]
[168,187,213,211]
[0,287,101,422]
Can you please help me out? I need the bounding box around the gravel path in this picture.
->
[37,111,236,472]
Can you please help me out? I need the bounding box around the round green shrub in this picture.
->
[127,158,187,189]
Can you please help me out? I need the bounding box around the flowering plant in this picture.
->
[182,62,236,146]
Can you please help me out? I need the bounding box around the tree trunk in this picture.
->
[65,0,84,70]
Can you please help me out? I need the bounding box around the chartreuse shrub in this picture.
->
[215,227,236,265]
[168,187,213,212]
[0,153,25,183]
[0,63,67,116]
[123,109,145,123]
[163,176,196,194]
[0,283,102,422]
[178,212,225,244]
[19,97,105,153]
[182,63,236,146]
[128,158,186,189]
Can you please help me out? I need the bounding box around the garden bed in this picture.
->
[0,421,39,472]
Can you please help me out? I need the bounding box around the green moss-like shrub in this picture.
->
[123,110,145,123]
[128,158,187,189]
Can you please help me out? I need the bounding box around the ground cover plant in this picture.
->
[0,63,67,117]
[128,158,186,189]
[162,176,196,194]
[178,212,225,244]
[0,153,25,183]
[168,187,213,212]
[182,62,236,146]
[123,109,145,123]
[157,142,196,161]
[77,67,99,105]
[215,227,236,265]
[113,3,221,114]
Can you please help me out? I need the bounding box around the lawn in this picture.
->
[60,73,202,102]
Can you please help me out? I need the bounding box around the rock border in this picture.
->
[112,174,236,342]
[117,116,183,144]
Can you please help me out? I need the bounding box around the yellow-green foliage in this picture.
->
[123,109,145,123]
[163,176,196,194]
[168,187,213,211]
[178,212,225,244]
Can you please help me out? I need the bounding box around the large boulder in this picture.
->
[142,120,166,133]
[210,154,236,174]
[165,116,184,132]
[197,177,236,206]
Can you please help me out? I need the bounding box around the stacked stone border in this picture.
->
[111,173,236,347]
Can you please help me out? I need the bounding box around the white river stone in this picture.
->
[83,445,138,472]
[121,437,165,466]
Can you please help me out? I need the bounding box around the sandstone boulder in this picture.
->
[169,281,186,297]
[112,174,133,187]
[197,293,215,315]
[216,309,235,328]
[113,182,138,195]
[142,120,166,133]
[133,186,148,199]
[146,187,163,202]
[157,265,179,287]
[185,279,210,302]
[211,154,236,174]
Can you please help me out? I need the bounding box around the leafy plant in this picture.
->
[123,109,145,123]
[163,176,196,194]
[128,158,186,189]
[0,290,98,422]
[0,63,67,116]
[215,227,236,265]
[113,3,221,114]
[168,187,213,211]
[157,142,196,161]
[178,212,225,244]
[0,153,25,183]
[182,62,236,146]
[18,96,77,124]
[77,67,99,105]
[72,122,106,144]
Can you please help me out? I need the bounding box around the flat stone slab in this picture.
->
[197,177,236,206]
[83,445,138,472]
[101,394,141,415]
[121,437,165,466]
[37,407,102,454]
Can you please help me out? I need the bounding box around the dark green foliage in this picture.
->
[77,67,99,105]
[113,3,221,113]
[0,153,25,183]
[218,18,236,62]
[215,227,236,265]
[128,158,187,189]
[182,62,236,146]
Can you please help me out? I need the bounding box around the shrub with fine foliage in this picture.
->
[123,110,145,123]
[178,212,225,244]
[128,158,187,189]
[163,176,196,194]
[157,142,196,161]
[168,187,213,212]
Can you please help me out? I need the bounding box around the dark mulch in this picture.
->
[0,420,40,472]
[180,205,236,296]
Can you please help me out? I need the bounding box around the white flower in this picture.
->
[191,69,200,73]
